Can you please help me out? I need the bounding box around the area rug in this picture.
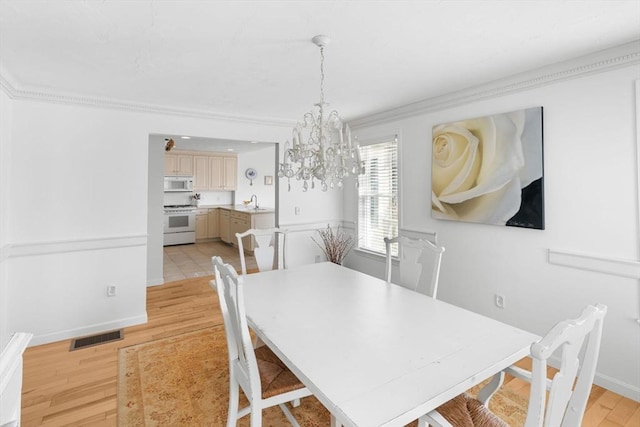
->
[118,327,527,426]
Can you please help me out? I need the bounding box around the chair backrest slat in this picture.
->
[524,304,607,427]
[237,228,288,275]
[212,256,261,399]
[384,235,445,298]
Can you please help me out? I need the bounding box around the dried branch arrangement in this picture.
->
[312,224,355,265]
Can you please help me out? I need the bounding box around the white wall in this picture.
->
[236,145,277,209]
[345,58,640,399]
[147,137,165,286]
[0,87,13,352]
[0,94,338,345]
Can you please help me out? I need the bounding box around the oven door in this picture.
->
[163,211,196,234]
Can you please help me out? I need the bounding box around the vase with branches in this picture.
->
[312,224,355,265]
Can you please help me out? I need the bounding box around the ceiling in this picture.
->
[1,0,639,125]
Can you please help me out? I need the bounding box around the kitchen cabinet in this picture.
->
[209,156,237,191]
[223,156,237,190]
[195,208,221,241]
[219,208,275,252]
[195,210,208,240]
[193,156,209,190]
[207,208,219,238]
[219,209,231,243]
[191,154,237,191]
[230,211,251,248]
[164,153,193,176]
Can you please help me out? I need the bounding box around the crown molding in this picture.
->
[2,41,638,129]
[349,40,640,129]
[0,71,295,128]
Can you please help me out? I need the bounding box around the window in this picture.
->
[357,137,398,256]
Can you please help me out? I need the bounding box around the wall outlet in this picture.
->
[495,293,505,309]
[107,285,117,297]
[315,255,321,263]
[295,206,301,215]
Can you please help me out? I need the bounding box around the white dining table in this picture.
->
[242,262,540,427]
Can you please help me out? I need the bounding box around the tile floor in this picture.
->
[163,240,257,283]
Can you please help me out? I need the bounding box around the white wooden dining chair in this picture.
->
[211,256,313,427]
[384,235,445,298]
[236,228,288,276]
[419,303,608,427]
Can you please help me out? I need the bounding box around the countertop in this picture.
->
[194,204,275,214]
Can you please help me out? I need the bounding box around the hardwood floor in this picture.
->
[21,276,640,426]
[21,276,223,426]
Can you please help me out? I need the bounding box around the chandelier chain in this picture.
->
[319,46,325,106]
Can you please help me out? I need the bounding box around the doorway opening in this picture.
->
[146,134,279,286]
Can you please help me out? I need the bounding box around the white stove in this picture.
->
[164,204,197,213]
[163,205,196,246]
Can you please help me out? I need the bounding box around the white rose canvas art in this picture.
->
[431,107,544,229]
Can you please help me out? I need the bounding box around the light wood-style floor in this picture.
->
[21,277,640,426]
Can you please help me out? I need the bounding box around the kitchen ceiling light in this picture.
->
[278,35,364,192]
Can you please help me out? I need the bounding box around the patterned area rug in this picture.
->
[118,326,527,426]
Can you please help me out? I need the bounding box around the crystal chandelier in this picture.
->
[278,35,364,192]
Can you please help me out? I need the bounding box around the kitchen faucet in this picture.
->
[250,194,258,209]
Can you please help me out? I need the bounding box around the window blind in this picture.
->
[357,138,398,256]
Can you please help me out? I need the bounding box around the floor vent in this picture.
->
[70,329,123,351]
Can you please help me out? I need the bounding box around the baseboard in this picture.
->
[28,314,148,347]
[594,372,640,402]
[549,355,640,402]
[146,277,165,287]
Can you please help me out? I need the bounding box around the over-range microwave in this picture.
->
[164,176,194,192]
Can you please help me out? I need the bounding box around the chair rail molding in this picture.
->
[548,249,640,279]
[6,234,147,258]
[279,220,344,234]
[0,243,9,264]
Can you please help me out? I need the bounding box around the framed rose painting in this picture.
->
[431,107,544,229]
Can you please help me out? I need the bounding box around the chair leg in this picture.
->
[419,410,453,427]
[227,380,239,427]
[476,371,505,406]
[250,406,263,427]
[279,403,301,426]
